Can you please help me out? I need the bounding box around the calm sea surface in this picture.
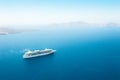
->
[0,26,120,80]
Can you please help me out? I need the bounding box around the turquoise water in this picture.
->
[0,26,120,80]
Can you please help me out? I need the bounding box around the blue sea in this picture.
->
[0,26,120,80]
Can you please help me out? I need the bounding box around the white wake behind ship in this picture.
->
[23,48,56,59]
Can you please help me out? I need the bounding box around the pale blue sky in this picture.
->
[0,0,120,25]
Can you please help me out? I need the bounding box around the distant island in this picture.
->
[0,27,35,35]
[0,27,21,35]
[0,32,8,35]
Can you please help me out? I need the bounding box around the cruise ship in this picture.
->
[23,48,56,59]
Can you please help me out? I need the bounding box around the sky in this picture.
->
[0,0,120,25]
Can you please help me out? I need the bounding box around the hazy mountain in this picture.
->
[0,22,120,35]
[51,21,91,27]
[104,23,120,27]
[51,21,120,27]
